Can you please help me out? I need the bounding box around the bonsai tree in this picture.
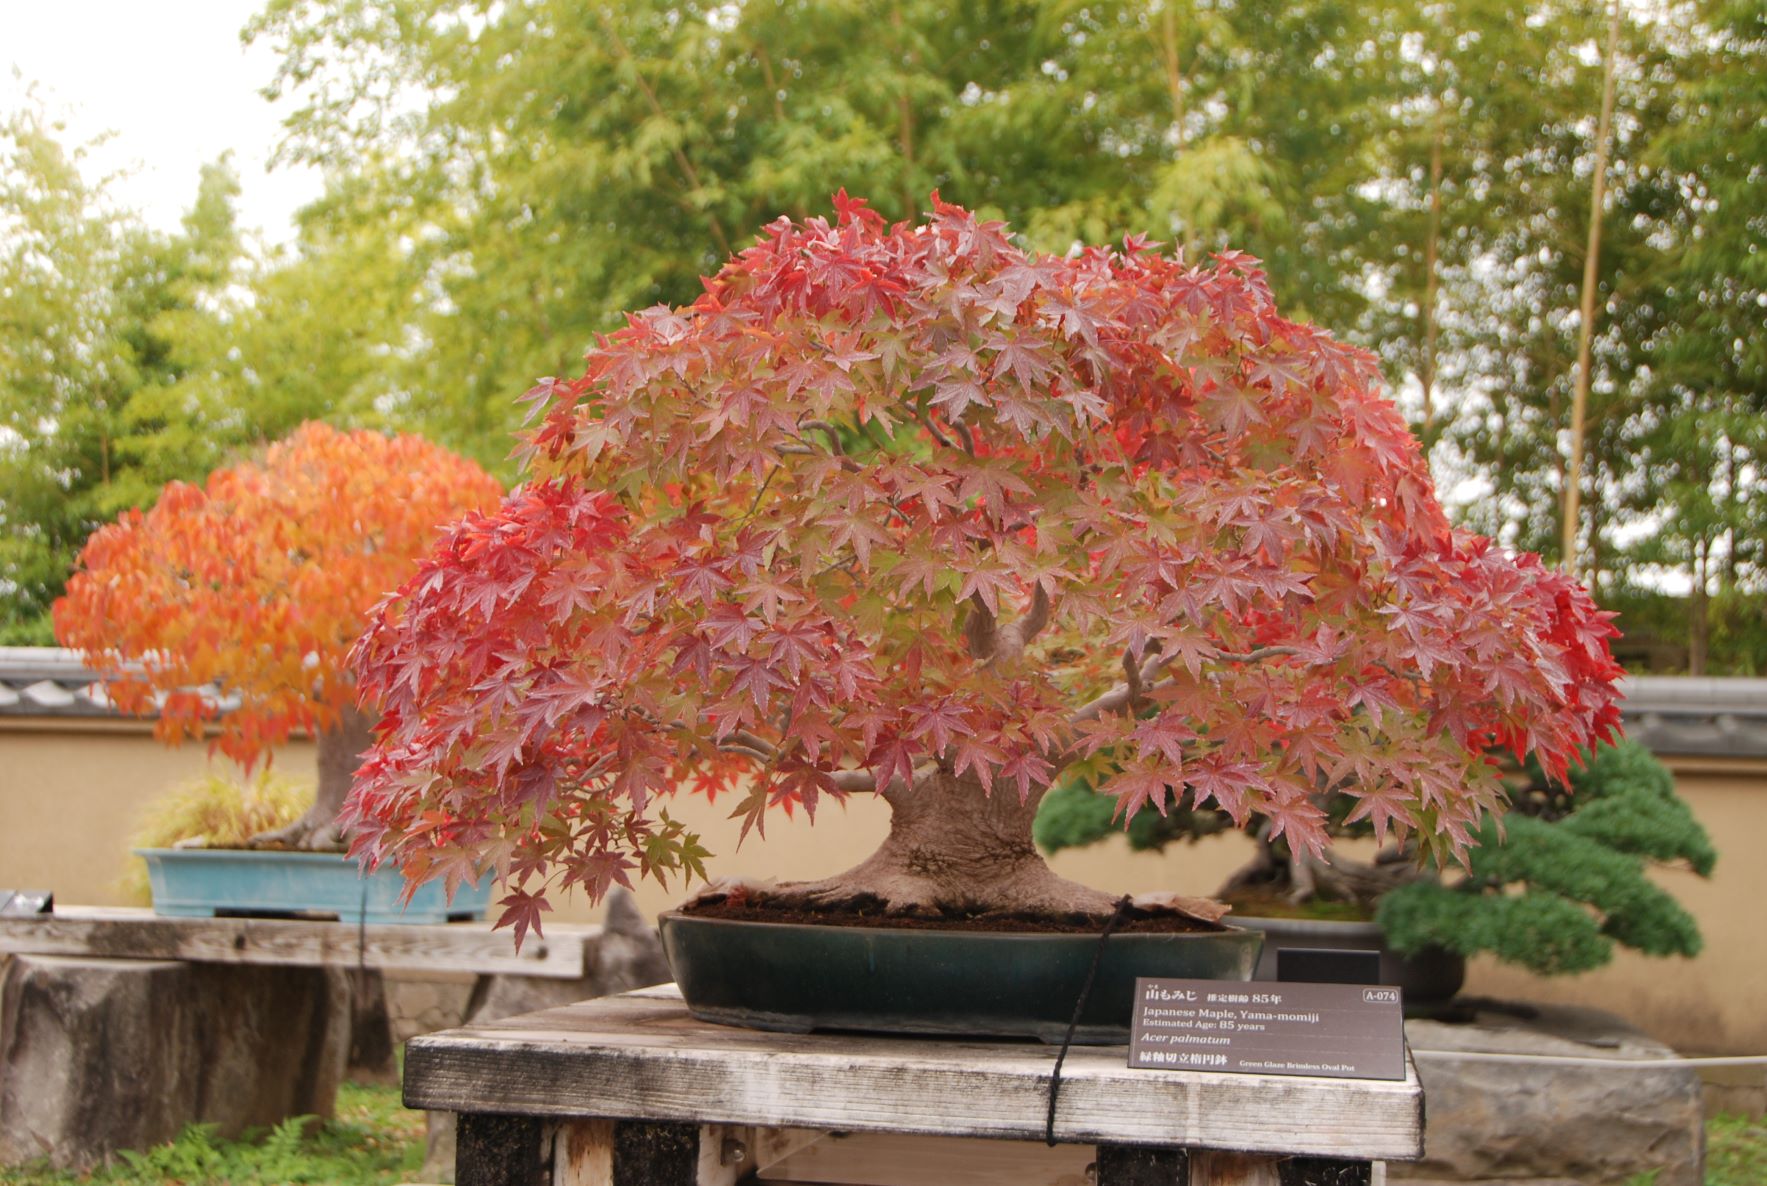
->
[55,421,503,849]
[346,196,1624,942]
[1378,739,1716,974]
[1039,738,1716,974]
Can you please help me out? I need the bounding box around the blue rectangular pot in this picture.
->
[137,848,490,924]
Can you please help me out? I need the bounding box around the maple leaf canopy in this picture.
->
[55,422,504,765]
[347,195,1624,922]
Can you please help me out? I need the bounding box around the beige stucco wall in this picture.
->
[3,720,1763,1052]
[0,720,319,906]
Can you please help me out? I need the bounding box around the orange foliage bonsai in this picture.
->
[55,422,503,849]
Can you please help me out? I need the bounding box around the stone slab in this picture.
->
[1397,1000,1704,1186]
[0,953,350,1170]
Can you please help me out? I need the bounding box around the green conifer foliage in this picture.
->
[1037,738,1714,976]
[1379,740,1716,974]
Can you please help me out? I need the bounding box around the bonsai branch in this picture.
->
[962,584,1051,668]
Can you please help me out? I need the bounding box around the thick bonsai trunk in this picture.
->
[774,771,1121,919]
[249,706,376,852]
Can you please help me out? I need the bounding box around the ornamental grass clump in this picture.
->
[345,196,1624,942]
[117,768,313,903]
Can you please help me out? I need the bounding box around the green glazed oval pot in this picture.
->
[659,911,1264,1044]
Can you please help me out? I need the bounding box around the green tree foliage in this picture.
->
[243,0,1418,446]
[1616,0,1767,672]
[1379,740,1716,974]
[0,107,247,643]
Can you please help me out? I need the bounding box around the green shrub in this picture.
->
[1379,739,1716,974]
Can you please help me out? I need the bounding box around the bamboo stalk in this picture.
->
[1562,0,1624,572]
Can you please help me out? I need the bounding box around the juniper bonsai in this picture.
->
[1378,739,1716,974]
[1039,738,1715,974]
[344,197,1624,940]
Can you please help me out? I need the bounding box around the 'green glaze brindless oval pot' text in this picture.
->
[659,912,1264,1043]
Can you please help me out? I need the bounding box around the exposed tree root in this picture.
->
[247,807,346,852]
[1214,821,1426,911]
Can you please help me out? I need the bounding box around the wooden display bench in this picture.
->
[406,984,1424,1186]
[0,905,602,979]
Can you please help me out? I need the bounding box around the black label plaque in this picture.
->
[1128,977,1405,1080]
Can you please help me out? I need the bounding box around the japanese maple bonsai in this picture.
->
[55,421,502,851]
[346,195,1625,982]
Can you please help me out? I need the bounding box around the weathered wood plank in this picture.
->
[404,991,1425,1159]
[0,906,598,979]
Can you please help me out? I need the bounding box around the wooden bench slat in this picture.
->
[0,906,599,978]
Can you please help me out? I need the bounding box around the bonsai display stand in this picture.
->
[406,984,1424,1186]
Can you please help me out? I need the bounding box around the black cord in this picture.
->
[1045,895,1134,1147]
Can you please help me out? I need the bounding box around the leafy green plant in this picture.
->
[116,769,313,903]
[0,1080,425,1185]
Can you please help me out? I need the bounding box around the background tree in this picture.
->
[346,201,1622,938]
[0,106,246,642]
[243,0,1412,448]
[54,422,503,848]
[1615,0,1767,672]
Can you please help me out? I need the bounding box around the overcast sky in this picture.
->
[2,1,324,243]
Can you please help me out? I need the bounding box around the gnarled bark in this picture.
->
[762,771,1122,919]
[248,706,375,852]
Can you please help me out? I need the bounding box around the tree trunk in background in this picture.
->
[1421,106,1445,433]
[1562,0,1624,573]
[1689,542,1710,676]
[249,705,375,851]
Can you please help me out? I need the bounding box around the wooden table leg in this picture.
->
[1276,1158,1373,1186]
[456,1113,546,1186]
[1096,1143,1190,1185]
[552,1119,752,1185]
[1095,1148,1374,1186]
